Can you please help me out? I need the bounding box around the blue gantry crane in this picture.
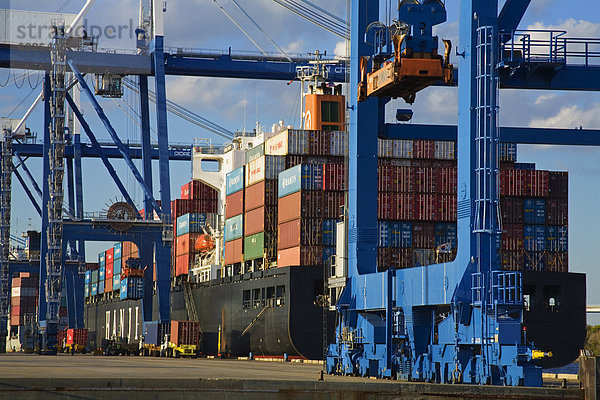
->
[326,0,600,386]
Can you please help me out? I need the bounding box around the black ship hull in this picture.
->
[85,268,585,367]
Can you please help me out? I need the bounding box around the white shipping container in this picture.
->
[392,140,413,158]
[434,141,455,160]
[11,287,20,297]
[378,139,394,158]
[246,155,286,186]
[265,130,309,156]
[330,131,349,156]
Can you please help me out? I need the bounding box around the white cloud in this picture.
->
[527,18,600,37]
[529,103,600,129]
[333,40,348,58]
[534,94,557,105]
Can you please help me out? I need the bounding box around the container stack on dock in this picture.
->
[377,139,456,269]
[499,166,568,272]
[10,273,38,327]
[376,139,568,272]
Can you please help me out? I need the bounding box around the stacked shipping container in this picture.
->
[10,273,38,326]
[244,151,285,265]
[277,163,345,267]
[224,167,245,265]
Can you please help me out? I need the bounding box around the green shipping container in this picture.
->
[245,143,265,164]
[244,232,276,261]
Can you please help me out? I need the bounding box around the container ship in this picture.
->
[15,81,581,368]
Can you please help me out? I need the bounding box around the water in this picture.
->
[543,362,578,375]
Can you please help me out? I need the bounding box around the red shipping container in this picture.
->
[378,165,393,192]
[322,164,346,191]
[105,277,113,292]
[527,170,549,197]
[245,206,277,236]
[378,192,397,220]
[181,180,218,200]
[277,246,323,268]
[414,167,439,193]
[278,219,322,250]
[170,320,200,346]
[548,172,568,198]
[225,191,244,219]
[278,191,323,224]
[502,224,524,251]
[66,328,88,346]
[106,248,114,263]
[438,195,456,221]
[389,248,413,269]
[501,197,524,224]
[122,241,138,257]
[172,199,218,219]
[413,140,435,159]
[224,238,243,265]
[245,180,278,212]
[58,329,67,346]
[439,168,457,194]
[176,233,204,256]
[412,223,435,248]
[106,261,113,280]
[415,194,439,221]
[323,191,345,218]
[400,194,414,220]
[546,198,568,225]
[175,253,192,276]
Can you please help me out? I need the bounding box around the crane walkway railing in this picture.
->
[500,29,600,67]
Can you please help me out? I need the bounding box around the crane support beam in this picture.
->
[498,0,531,33]
[68,60,163,216]
[12,143,192,160]
[384,124,600,146]
[13,152,43,197]
[65,93,138,212]
[13,167,41,216]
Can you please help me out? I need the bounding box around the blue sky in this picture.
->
[3,1,600,321]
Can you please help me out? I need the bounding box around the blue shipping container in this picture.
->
[278,164,323,198]
[113,258,122,275]
[98,252,105,266]
[435,223,457,248]
[534,225,546,251]
[113,274,121,290]
[378,221,390,248]
[84,270,91,285]
[558,226,568,252]
[84,284,89,298]
[98,280,105,294]
[224,214,244,242]
[114,242,122,259]
[99,266,105,282]
[226,167,244,195]
[390,221,412,248]
[514,162,536,170]
[143,321,170,346]
[322,219,337,246]
[120,277,144,300]
[523,199,535,224]
[323,246,336,265]
[534,199,546,225]
[91,283,98,296]
[176,213,216,236]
